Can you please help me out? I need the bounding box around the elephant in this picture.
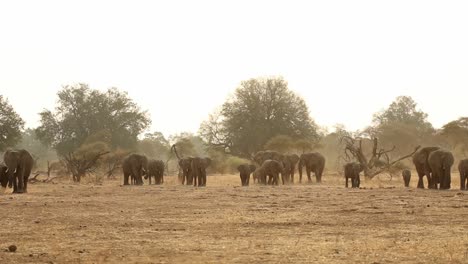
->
[122,153,148,185]
[428,149,454,190]
[255,159,284,185]
[298,152,325,183]
[191,157,212,187]
[3,149,34,193]
[282,154,300,184]
[178,157,194,185]
[344,162,362,188]
[412,146,440,189]
[402,169,411,187]
[237,164,256,186]
[146,159,165,185]
[253,150,289,183]
[0,163,8,192]
[458,159,468,190]
[171,144,195,185]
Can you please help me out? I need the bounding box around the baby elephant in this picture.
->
[237,164,256,186]
[344,162,362,188]
[401,169,411,187]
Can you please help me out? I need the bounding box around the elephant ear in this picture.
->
[413,152,426,164]
[249,165,256,172]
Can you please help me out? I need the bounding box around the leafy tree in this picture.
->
[36,83,151,156]
[138,132,171,160]
[368,96,434,157]
[264,135,294,153]
[372,96,433,132]
[200,77,320,157]
[0,95,25,150]
[14,128,57,169]
[440,117,468,157]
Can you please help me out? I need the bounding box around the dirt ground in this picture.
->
[1,172,468,264]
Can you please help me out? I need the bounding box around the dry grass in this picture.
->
[1,171,468,263]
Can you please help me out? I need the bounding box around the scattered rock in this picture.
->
[8,245,17,252]
[34,220,40,224]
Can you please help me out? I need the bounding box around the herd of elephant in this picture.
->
[238,147,468,191]
[411,147,468,190]
[342,146,468,190]
[1,145,468,194]
[236,150,326,186]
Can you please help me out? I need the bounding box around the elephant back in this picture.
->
[412,146,440,165]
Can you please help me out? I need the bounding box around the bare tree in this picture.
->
[62,151,110,182]
[340,135,420,179]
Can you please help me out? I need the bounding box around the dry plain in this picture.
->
[1,172,468,264]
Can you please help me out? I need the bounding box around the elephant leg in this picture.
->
[298,166,303,183]
[356,175,360,188]
[123,172,130,185]
[345,177,349,188]
[202,171,207,186]
[281,173,286,185]
[318,167,324,183]
[16,167,25,193]
[443,170,451,190]
[246,174,250,186]
[193,171,197,187]
[291,170,295,184]
[198,170,203,187]
[416,173,425,189]
[306,167,312,183]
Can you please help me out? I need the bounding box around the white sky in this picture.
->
[1,0,467,138]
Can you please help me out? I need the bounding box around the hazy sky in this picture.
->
[1,1,467,137]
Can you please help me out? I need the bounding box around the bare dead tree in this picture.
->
[340,136,420,179]
[62,151,110,182]
[103,151,128,179]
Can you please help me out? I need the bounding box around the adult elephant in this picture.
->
[3,149,34,193]
[282,154,300,184]
[428,149,454,190]
[178,157,194,185]
[122,154,148,185]
[412,146,440,189]
[146,159,165,185]
[298,152,325,183]
[237,164,256,186]
[171,144,194,185]
[344,162,363,188]
[255,159,284,185]
[191,157,212,187]
[458,159,468,190]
